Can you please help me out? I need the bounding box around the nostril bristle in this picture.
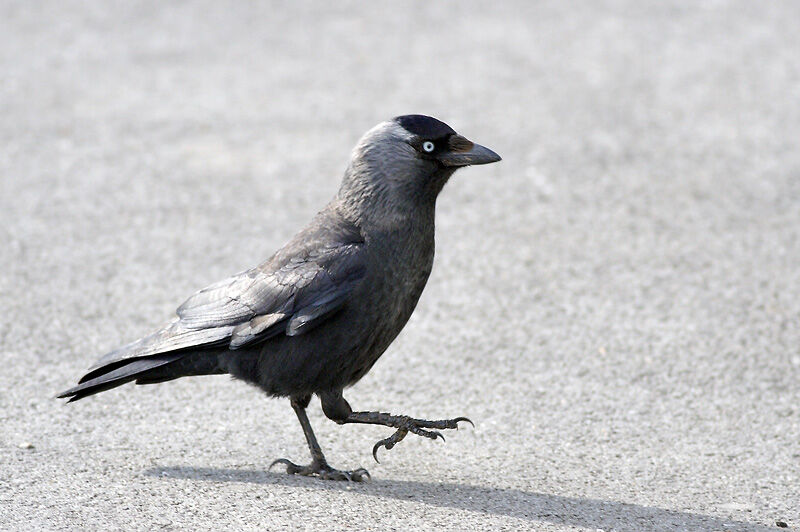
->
[448,135,474,153]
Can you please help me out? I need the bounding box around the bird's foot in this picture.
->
[269,458,370,482]
[368,415,474,462]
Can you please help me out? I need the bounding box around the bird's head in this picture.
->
[338,115,501,219]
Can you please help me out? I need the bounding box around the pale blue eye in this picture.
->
[422,141,435,153]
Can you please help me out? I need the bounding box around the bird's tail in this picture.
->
[56,352,224,403]
[58,318,233,402]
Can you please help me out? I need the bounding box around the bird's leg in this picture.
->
[320,391,472,462]
[269,395,370,481]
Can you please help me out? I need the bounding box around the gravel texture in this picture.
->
[1,1,799,530]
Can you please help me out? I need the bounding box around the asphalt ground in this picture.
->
[1,1,799,530]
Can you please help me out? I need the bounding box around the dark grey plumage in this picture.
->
[59,115,500,480]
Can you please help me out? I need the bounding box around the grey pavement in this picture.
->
[1,1,799,530]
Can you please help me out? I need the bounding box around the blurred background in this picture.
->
[1,2,798,530]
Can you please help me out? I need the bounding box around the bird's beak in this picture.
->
[438,135,502,167]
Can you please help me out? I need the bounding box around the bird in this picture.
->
[58,115,501,481]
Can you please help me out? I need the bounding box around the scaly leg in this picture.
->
[270,395,370,481]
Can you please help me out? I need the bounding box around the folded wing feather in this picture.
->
[89,241,366,370]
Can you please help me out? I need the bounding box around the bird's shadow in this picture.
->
[144,466,775,531]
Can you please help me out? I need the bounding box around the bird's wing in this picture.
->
[178,240,367,347]
[85,319,234,374]
[89,239,366,371]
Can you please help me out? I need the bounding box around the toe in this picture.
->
[407,425,445,441]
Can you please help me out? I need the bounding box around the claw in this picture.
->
[454,416,474,428]
[434,431,445,442]
[269,458,297,473]
[347,468,370,482]
[372,438,394,463]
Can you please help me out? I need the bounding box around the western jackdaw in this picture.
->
[59,115,501,481]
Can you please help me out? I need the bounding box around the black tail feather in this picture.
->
[58,354,183,402]
[58,350,226,402]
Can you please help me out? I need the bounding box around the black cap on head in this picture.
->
[395,115,456,140]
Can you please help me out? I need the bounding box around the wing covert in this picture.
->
[175,241,366,348]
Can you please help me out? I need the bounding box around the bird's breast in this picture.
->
[363,232,434,331]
